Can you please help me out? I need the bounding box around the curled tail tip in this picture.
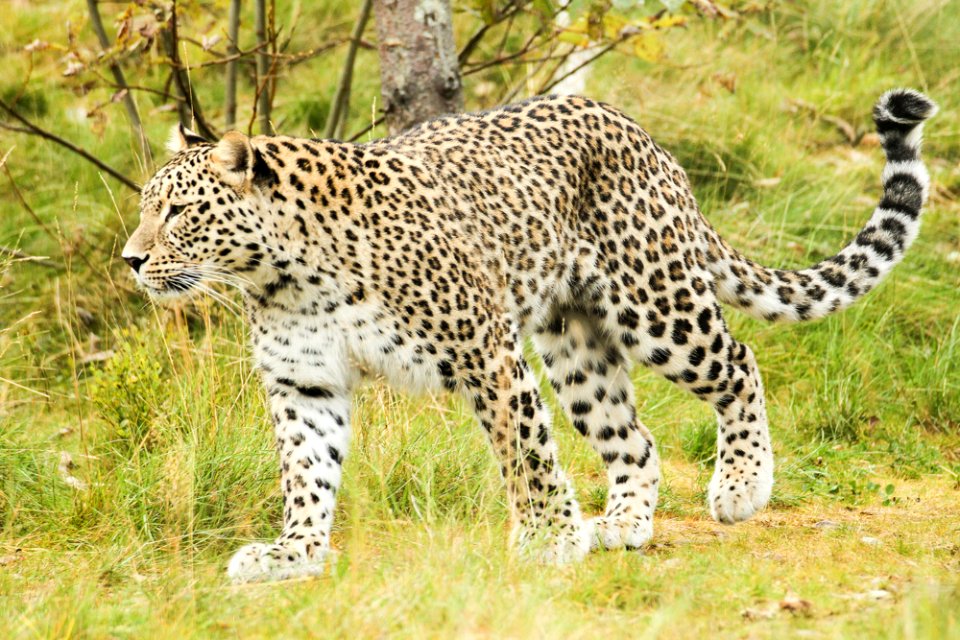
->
[874,89,938,125]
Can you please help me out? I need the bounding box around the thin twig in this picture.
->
[0,122,33,135]
[91,71,186,103]
[462,21,557,77]
[0,246,58,269]
[538,39,622,95]
[347,114,386,142]
[458,0,529,65]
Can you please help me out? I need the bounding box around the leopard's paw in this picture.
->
[515,520,590,565]
[708,464,773,524]
[588,515,653,550]
[227,541,329,584]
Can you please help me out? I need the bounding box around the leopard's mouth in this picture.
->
[137,271,202,301]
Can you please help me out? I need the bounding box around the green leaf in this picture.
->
[533,0,556,18]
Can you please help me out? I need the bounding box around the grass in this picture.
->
[2,0,959,637]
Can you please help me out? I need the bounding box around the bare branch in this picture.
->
[458,1,529,65]
[0,99,138,192]
[163,1,220,140]
[347,114,386,142]
[537,40,622,95]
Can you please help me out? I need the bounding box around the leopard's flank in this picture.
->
[122,90,937,583]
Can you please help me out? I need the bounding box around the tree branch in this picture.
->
[347,114,385,142]
[163,1,219,140]
[458,1,529,65]
[0,99,138,191]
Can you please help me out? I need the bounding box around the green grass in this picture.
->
[2,1,959,637]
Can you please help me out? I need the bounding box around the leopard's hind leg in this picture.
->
[599,277,774,524]
[533,308,660,550]
[466,319,590,563]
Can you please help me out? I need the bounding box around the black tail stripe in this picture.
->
[882,173,924,213]
[877,197,920,219]
[874,119,917,134]
[855,232,895,261]
[881,140,918,163]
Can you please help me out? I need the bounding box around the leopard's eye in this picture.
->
[165,204,186,221]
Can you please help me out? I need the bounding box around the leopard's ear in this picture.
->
[166,123,208,154]
[211,131,254,187]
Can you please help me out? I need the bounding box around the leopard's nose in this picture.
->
[123,254,149,273]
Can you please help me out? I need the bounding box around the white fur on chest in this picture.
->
[251,300,443,394]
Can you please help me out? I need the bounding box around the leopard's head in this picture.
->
[122,125,265,300]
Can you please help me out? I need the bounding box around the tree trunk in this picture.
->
[224,0,241,130]
[373,0,463,134]
[86,0,152,165]
[324,0,374,139]
[254,0,273,135]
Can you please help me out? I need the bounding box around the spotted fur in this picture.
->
[122,89,936,583]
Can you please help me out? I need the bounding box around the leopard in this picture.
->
[121,89,936,583]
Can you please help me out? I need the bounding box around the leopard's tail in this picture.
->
[704,89,937,322]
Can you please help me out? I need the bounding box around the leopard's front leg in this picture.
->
[228,378,351,584]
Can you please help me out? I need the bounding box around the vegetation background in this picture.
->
[1,0,958,637]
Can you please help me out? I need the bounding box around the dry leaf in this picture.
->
[63,61,85,77]
[24,39,50,53]
[779,592,813,616]
[713,72,737,94]
[58,452,88,491]
[754,177,781,188]
[741,603,777,620]
[80,350,114,364]
[859,132,881,148]
[201,34,222,51]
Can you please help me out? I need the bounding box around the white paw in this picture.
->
[515,520,590,565]
[588,515,653,550]
[708,465,773,524]
[227,542,329,584]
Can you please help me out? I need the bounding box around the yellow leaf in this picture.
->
[632,34,665,62]
[649,14,688,29]
[602,13,630,40]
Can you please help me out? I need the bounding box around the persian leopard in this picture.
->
[122,89,936,583]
